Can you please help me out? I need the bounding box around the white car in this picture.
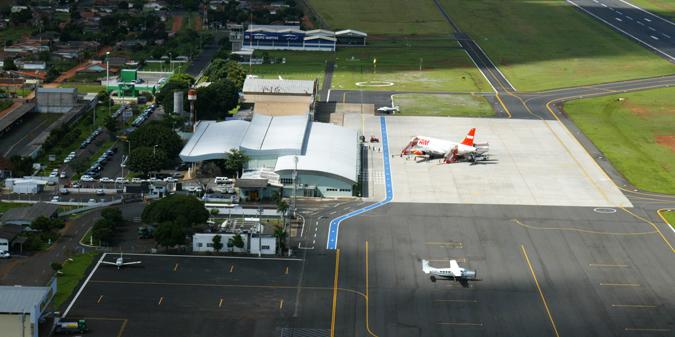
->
[0,250,10,259]
[163,177,177,182]
[88,198,96,204]
[59,171,67,179]
[147,177,160,183]
[51,196,61,202]
[81,175,95,182]
[96,189,105,196]
[115,177,129,184]
[131,177,143,183]
[99,177,114,183]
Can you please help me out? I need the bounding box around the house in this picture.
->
[18,61,46,71]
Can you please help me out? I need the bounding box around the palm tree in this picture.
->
[273,224,287,253]
[276,199,289,226]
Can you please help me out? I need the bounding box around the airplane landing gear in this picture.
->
[430,275,437,282]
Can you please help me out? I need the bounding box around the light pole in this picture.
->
[106,51,111,125]
[153,144,158,156]
[257,206,263,257]
[292,155,297,218]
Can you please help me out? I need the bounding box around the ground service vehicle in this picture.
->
[55,319,88,334]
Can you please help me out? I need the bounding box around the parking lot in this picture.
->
[65,254,336,337]
[347,114,632,207]
[332,203,675,337]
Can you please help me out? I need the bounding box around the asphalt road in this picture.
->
[567,0,675,62]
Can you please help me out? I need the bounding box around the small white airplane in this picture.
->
[100,253,142,270]
[377,105,399,114]
[422,259,477,282]
[401,128,489,164]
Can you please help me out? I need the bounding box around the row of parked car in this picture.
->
[63,151,77,164]
[111,104,130,119]
[80,127,104,149]
[131,104,156,127]
[80,147,118,181]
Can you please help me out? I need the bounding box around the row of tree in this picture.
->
[141,195,210,249]
[91,208,124,245]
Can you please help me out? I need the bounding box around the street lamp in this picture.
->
[106,51,111,125]
[153,144,158,156]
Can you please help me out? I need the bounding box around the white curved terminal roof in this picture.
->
[179,120,249,161]
[180,114,357,184]
[275,122,358,183]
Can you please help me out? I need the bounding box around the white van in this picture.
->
[214,177,232,184]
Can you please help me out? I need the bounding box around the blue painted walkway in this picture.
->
[326,116,393,250]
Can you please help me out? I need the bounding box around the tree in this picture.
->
[273,224,287,252]
[204,60,246,89]
[104,116,118,135]
[224,61,246,89]
[51,262,63,273]
[31,216,65,232]
[3,57,17,71]
[9,155,33,177]
[154,221,185,249]
[212,234,223,253]
[129,121,183,159]
[195,79,238,120]
[91,218,115,244]
[276,199,289,224]
[142,195,209,228]
[101,208,123,224]
[155,73,195,114]
[223,149,249,176]
[127,146,167,176]
[228,233,245,250]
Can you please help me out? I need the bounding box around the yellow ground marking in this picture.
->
[84,318,128,337]
[589,263,628,268]
[219,298,223,308]
[541,97,675,252]
[158,296,164,305]
[621,207,675,253]
[229,265,234,273]
[96,295,104,304]
[284,266,289,275]
[279,299,284,310]
[625,328,670,332]
[330,249,340,337]
[365,241,378,337]
[600,283,640,287]
[520,245,560,337]
[495,93,512,118]
[173,263,179,272]
[434,299,478,303]
[657,209,674,229]
[437,322,484,326]
[611,304,656,308]
[512,219,656,236]
[621,187,675,199]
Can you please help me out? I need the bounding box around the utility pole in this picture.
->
[257,206,263,257]
[105,51,111,126]
[292,155,298,218]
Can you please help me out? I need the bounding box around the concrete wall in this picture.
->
[249,235,276,255]
[192,233,249,253]
[0,314,33,337]
[280,172,354,198]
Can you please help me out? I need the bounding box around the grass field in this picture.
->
[307,0,452,36]
[53,252,97,309]
[59,83,104,94]
[662,211,675,229]
[332,40,491,92]
[564,87,675,194]
[392,93,495,117]
[0,202,31,213]
[248,51,329,86]
[438,0,675,91]
[629,0,675,20]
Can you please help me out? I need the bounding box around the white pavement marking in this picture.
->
[122,252,303,261]
[473,42,518,91]
[648,26,656,31]
[63,253,105,316]
[662,33,671,39]
[637,21,645,25]
[463,50,498,93]
[618,0,675,27]
[616,11,622,15]
[651,35,659,40]
[644,17,651,22]
[566,0,675,62]
[615,17,622,21]
[326,89,331,102]
[626,16,633,20]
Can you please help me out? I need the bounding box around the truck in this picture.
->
[54,319,88,334]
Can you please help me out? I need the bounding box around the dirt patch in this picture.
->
[623,100,650,119]
[172,15,183,33]
[656,135,675,153]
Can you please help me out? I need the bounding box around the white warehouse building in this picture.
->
[179,112,359,198]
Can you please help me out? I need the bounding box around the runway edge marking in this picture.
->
[326,116,393,249]
[63,253,106,317]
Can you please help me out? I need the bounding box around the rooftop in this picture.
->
[0,285,51,314]
[1,202,59,224]
[243,77,315,95]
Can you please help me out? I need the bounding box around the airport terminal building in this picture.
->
[242,25,367,52]
[179,113,359,198]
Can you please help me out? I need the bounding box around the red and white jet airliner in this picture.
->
[401,128,489,163]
